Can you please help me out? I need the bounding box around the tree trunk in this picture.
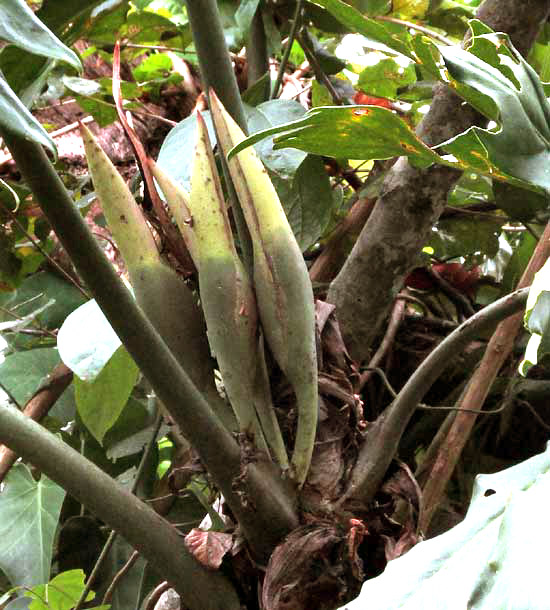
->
[328,0,550,361]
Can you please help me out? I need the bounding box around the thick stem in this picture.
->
[1,132,298,561]
[0,404,240,610]
[343,287,529,503]
[327,0,550,361]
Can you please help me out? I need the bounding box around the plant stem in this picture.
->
[247,7,270,100]
[0,404,240,610]
[270,0,303,99]
[342,287,529,504]
[1,132,298,561]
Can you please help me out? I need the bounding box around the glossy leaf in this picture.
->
[428,217,501,260]
[0,463,65,587]
[74,345,139,444]
[245,100,308,179]
[357,57,416,99]
[230,105,442,167]
[0,271,87,331]
[438,27,550,194]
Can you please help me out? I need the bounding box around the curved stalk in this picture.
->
[0,404,240,610]
[343,287,529,503]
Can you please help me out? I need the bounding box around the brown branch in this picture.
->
[102,550,140,605]
[0,362,72,483]
[358,298,405,391]
[419,220,550,533]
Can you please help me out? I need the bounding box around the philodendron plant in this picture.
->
[81,92,318,486]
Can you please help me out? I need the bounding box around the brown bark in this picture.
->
[327,0,550,361]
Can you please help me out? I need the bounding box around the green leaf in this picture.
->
[245,100,307,179]
[500,231,536,296]
[311,0,414,58]
[0,0,80,71]
[132,53,173,82]
[62,76,102,96]
[271,155,334,251]
[0,73,56,156]
[438,26,550,194]
[0,463,65,587]
[0,348,61,406]
[0,271,87,332]
[230,105,442,167]
[157,112,217,192]
[74,94,118,127]
[157,100,307,190]
[57,299,121,381]
[428,217,501,260]
[357,57,416,99]
[364,0,392,16]
[393,0,429,19]
[74,345,139,444]
[34,0,120,38]
[345,444,550,609]
[492,181,549,223]
[23,570,105,610]
[0,46,54,106]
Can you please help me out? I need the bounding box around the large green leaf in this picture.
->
[0,348,61,406]
[438,25,550,194]
[428,217,501,260]
[0,0,80,71]
[74,345,139,444]
[57,299,121,381]
[34,0,121,38]
[0,463,65,587]
[0,272,88,331]
[342,443,550,609]
[0,73,56,156]
[230,105,442,167]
